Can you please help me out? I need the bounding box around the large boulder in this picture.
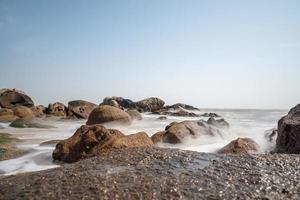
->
[67,100,97,119]
[52,125,153,163]
[135,97,165,112]
[218,138,259,154]
[275,104,300,154]
[0,89,34,108]
[0,108,18,122]
[86,105,131,125]
[46,102,67,117]
[12,106,35,119]
[102,97,136,109]
[31,105,46,118]
[126,109,142,120]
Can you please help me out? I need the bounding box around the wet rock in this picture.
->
[156,116,167,120]
[46,102,67,117]
[164,103,200,111]
[0,89,34,109]
[86,105,131,125]
[126,109,142,120]
[102,96,136,109]
[67,100,97,119]
[40,140,62,146]
[275,104,300,154]
[135,97,165,112]
[264,128,277,142]
[218,138,259,154]
[207,117,229,129]
[152,108,199,117]
[9,118,55,129]
[200,113,221,118]
[0,108,18,122]
[53,125,153,163]
[151,131,165,144]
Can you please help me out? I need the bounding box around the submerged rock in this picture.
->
[275,104,300,154]
[9,118,55,129]
[135,97,165,112]
[0,89,34,109]
[86,105,131,125]
[52,125,153,163]
[156,116,167,120]
[67,100,97,119]
[218,138,259,154]
[126,109,142,120]
[46,102,67,117]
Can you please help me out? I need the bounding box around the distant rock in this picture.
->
[200,113,221,118]
[152,107,199,117]
[135,97,165,112]
[207,117,229,129]
[86,105,131,125]
[126,109,142,120]
[164,103,199,111]
[10,118,55,129]
[0,89,34,109]
[52,125,153,163]
[275,104,300,154]
[156,116,167,120]
[67,100,97,119]
[46,102,67,117]
[218,138,259,154]
[102,97,136,109]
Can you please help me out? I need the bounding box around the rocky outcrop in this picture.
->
[102,97,136,109]
[0,108,18,122]
[46,102,67,117]
[207,117,229,129]
[218,138,259,154]
[275,104,300,154]
[135,97,165,112]
[0,89,34,108]
[86,105,131,125]
[12,106,35,119]
[52,125,153,163]
[153,118,228,144]
[126,109,142,120]
[200,113,221,118]
[164,103,199,111]
[31,105,46,118]
[10,118,55,128]
[67,100,97,119]
[152,108,199,117]
[0,105,40,122]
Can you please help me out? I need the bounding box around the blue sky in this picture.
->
[0,0,299,109]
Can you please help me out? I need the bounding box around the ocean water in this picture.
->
[0,109,287,175]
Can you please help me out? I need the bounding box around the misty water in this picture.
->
[0,109,287,175]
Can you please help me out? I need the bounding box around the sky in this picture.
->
[0,0,299,109]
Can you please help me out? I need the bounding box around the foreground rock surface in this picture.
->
[276,104,300,154]
[1,147,300,200]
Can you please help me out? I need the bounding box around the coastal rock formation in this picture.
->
[207,117,229,129]
[46,102,67,117]
[218,138,259,154]
[0,106,40,122]
[156,116,167,120]
[264,128,277,142]
[31,105,46,118]
[12,106,35,119]
[0,108,18,122]
[152,119,228,144]
[10,118,55,129]
[86,105,131,125]
[67,100,97,119]
[52,125,153,162]
[164,103,199,111]
[126,109,142,120]
[201,113,221,118]
[152,108,199,117]
[275,104,300,154]
[135,97,165,112]
[0,89,34,108]
[102,96,136,109]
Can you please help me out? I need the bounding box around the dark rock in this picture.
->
[46,102,67,117]
[67,100,97,119]
[218,138,259,154]
[10,118,55,129]
[86,105,131,125]
[275,104,300,154]
[207,117,229,129]
[102,97,136,109]
[201,113,221,118]
[164,103,199,111]
[264,128,277,142]
[135,97,165,112]
[152,108,199,117]
[52,125,153,163]
[0,89,34,108]
[156,116,167,120]
[126,109,142,120]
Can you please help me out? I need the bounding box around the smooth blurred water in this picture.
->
[0,109,288,175]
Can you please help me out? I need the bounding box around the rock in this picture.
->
[86,105,131,125]
[102,97,136,109]
[0,89,34,108]
[156,116,167,120]
[152,107,199,117]
[201,113,221,118]
[67,100,97,119]
[40,140,62,146]
[264,129,277,142]
[207,117,229,129]
[218,138,259,154]
[151,131,165,144]
[9,118,55,129]
[164,103,199,111]
[135,97,165,112]
[275,104,300,154]
[46,102,67,117]
[52,125,153,163]
[0,108,18,122]
[12,106,35,119]
[162,120,223,144]
[126,109,142,120]
[31,105,46,118]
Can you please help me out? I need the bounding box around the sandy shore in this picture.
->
[0,147,300,199]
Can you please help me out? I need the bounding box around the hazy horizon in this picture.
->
[0,0,299,109]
